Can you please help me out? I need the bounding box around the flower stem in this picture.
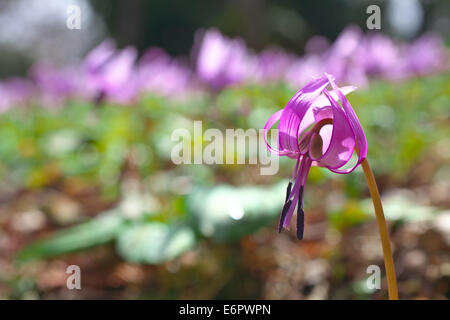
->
[361,158,399,300]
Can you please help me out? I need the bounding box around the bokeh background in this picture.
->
[0,0,449,299]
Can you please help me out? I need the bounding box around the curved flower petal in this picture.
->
[264,80,357,158]
[263,109,289,156]
[325,73,367,173]
[278,76,330,154]
[313,105,333,122]
[312,85,356,109]
[312,90,355,168]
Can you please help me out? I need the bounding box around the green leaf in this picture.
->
[328,201,370,231]
[187,181,287,242]
[16,210,127,262]
[362,192,438,222]
[116,222,196,264]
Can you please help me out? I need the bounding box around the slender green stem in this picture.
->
[361,158,399,300]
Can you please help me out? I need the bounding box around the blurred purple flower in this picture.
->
[82,40,138,104]
[31,64,80,107]
[137,48,193,97]
[0,78,33,112]
[0,26,448,108]
[83,39,116,75]
[264,74,367,239]
[256,48,293,83]
[285,55,325,88]
[404,33,447,75]
[356,33,400,76]
[323,26,366,85]
[194,29,251,89]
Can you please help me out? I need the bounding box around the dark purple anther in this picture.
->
[285,181,292,203]
[278,200,292,233]
[296,186,305,240]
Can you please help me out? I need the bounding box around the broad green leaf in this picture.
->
[187,181,287,242]
[362,192,438,222]
[16,210,128,262]
[116,222,196,264]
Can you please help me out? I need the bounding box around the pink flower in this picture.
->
[31,65,80,107]
[82,40,138,104]
[137,48,193,97]
[264,74,367,239]
[0,78,33,112]
[194,29,251,89]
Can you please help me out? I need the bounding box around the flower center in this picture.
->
[309,133,323,159]
[298,118,332,158]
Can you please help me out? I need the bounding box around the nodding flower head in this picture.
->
[264,73,367,239]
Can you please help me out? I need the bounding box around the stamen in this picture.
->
[297,118,331,158]
[297,208,304,240]
[309,133,324,159]
[297,185,304,209]
[285,182,292,203]
[297,186,305,240]
[299,131,313,154]
[278,200,292,233]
